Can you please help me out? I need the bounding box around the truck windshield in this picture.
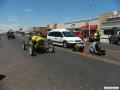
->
[62,31,75,37]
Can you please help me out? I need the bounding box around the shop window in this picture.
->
[102,21,120,27]
[103,30,114,35]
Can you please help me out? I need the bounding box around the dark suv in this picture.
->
[109,31,120,45]
[7,31,15,39]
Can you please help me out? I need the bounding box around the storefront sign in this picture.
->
[107,14,120,20]
[70,24,76,28]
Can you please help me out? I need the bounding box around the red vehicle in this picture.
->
[88,34,94,42]
[74,32,84,40]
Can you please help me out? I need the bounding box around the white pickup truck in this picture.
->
[109,31,120,45]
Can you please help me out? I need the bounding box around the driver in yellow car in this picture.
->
[30,33,46,48]
[32,35,45,42]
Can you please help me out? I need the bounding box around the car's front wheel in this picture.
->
[118,39,120,45]
[63,41,68,48]
[29,45,34,56]
[22,42,26,50]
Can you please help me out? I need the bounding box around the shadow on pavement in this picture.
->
[0,74,6,81]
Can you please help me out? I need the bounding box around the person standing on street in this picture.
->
[94,31,100,42]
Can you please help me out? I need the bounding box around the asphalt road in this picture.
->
[0,35,120,90]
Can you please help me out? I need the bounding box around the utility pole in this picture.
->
[89,0,92,36]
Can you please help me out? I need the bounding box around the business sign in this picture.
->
[70,24,76,28]
[107,14,120,21]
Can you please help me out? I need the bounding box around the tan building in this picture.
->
[39,27,47,34]
[99,11,120,42]
[47,23,65,29]
[100,11,120,31]
[27,26,47,34]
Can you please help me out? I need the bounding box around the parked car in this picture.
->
[73,32,84,40]
[109,31,120,45]
[47,29,83,48]
[7,31,15,39]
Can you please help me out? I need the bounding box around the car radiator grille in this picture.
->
[75,40,81,42]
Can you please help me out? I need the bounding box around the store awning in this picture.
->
[80,26,88,30]
[80,25,98,30]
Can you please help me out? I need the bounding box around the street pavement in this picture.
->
[0,35,120,90]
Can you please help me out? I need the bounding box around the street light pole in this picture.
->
[89,0,92,36]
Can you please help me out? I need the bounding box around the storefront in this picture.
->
[80,25,98,37]
[99,11,120,42]
[100,11,120,32]
[64,18,99,38]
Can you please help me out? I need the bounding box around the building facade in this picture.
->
[27,26,47,34]
[100,11,120,32]
[99,11,120,42]
[64,18,99,37]
[47,23,65,29]
[26,11,120,42]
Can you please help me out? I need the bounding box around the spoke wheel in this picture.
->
[48,44,54,53]
[29,45,34,56]
[22,43,26,50]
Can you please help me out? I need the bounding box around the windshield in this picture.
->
[62,31,75,37]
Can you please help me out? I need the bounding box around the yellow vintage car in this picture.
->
[22,35,54,56]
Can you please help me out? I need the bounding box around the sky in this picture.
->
[0,0,120,32]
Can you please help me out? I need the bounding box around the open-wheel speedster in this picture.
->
[22,35,54,56]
